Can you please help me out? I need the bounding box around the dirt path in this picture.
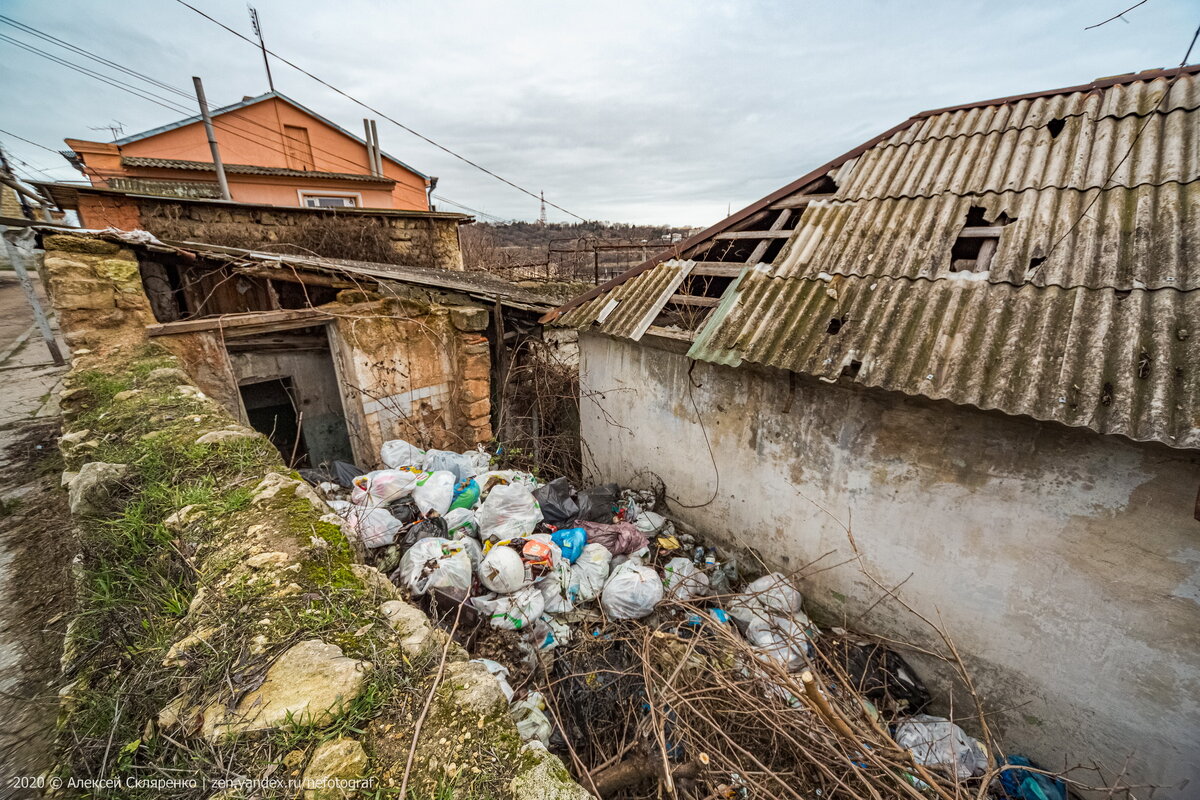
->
[0,272,72,798]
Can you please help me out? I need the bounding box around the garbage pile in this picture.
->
[306,443,1071,800]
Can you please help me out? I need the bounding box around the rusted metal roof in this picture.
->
[122,156,395,184]
[557,260,694,340]
[552,65,1200,448]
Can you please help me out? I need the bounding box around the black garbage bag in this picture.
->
[297,460,367,489]
[825,638,930,714]
[399,516,448,548]
[532,476,580,526]
[576,482,619,523]
[387,498,421,525]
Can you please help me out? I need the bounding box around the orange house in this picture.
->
[64,91,431,210]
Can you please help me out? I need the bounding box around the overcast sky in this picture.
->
[1,0,1195,225]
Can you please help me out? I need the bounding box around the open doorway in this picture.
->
[227,325,355,469]
[239,377,303,465]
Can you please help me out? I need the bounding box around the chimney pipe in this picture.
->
[193,76,231,201]
[368,119,383,176]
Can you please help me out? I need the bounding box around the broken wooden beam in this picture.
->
[769,192,836,209]
[669,294,720,307]
[146,308,326,337]
[690,263,745,277]
[713,230,793,240]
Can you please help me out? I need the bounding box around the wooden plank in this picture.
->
[748,208,794,263]
[713,230,793,240]
[769,193,835,209]
[691,263,745,277]
[146,308,326,337]
[955,227,1005,238]
[645,325,696,342]
[670,294,720,307]
[237,266,357,289]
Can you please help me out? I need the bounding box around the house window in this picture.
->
[300,193,359,208]
[283,125,315,170]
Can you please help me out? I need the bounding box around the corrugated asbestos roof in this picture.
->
[122,156,394,183]
[557,260,694,339]
[553,66,1200,448]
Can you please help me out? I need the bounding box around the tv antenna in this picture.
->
[248,6,275,92]
[89,121,124,141]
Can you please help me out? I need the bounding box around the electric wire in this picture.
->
[171,0,587,221]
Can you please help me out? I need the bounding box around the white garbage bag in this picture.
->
[471,587,545,630]
[476,483,543,543]
[746,614,814,672]
[424,449,477,483]
[463,447,491,477]
[395,537,473,595]
[893,714,990,780]
[350,469,423,506]
[476,470,540,492]
[412,470,457,516]
[540,561,574,614]
[600,561,663,619]
[634,510,667,535]
[471,658,514,702]
[442,507,478,538]
[568,543,611,604]
[328,500,404,549]
[510,691,552,746]
[532,614,572,651]
[478,545,530,594]
[380,438,425,470]
[453,532,483,570]
[662,556,710,601]
[729,572,803,627]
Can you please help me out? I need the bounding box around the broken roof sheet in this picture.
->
[556,260,694,340]
[550,64,1200,448]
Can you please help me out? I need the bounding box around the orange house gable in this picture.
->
[65,92,430,211]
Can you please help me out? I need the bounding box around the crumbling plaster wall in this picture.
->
[578,331,1200,798]
[330,299,492,463]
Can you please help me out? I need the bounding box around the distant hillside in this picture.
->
[461,221,700,283]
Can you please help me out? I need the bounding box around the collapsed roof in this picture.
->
[547,65,1200,449]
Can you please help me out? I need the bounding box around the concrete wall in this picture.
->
[578,331,1200,796]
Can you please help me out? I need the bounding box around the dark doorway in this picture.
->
[239,377,305,466]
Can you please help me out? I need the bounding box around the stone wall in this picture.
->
[75,192,465,270]
[578,331,1200,798]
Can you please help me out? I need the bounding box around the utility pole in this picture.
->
[192,76,232,201]
[248,6,275,92]
[1,227,65,366]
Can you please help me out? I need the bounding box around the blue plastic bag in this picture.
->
[551,526,587,563]
[998,756,1066,800]
[449,479,480,511]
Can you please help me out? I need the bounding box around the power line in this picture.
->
[171,0,587,221]
[0,127,62,155]
[432,194,507,222]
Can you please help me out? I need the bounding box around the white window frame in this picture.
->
[298,190,362,208]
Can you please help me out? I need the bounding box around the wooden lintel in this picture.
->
[237,266,357,289]
[691,264,745,277]
[956,226,1006,238]
[146,308,327,337]
[670,294,720,307]
[769,193,836,209]
[713,230,793,240]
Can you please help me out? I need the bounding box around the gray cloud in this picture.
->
[1,0,1194,225]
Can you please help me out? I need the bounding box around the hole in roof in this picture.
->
[1138,351,1152,379]
[949,206,1014,273]
[806,174,839,195]
[842,359,862,378]
[1115,289,1131,302]
[1028,256,1047,274]
[1047,118,1066,139]
[1100,382,1114,406]
[826,316,845,335]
